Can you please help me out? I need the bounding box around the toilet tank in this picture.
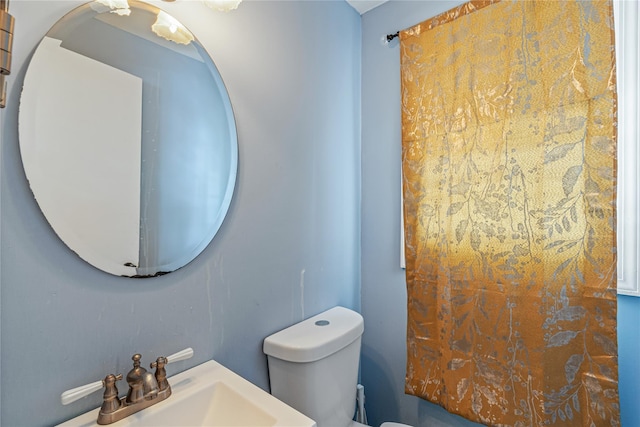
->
[263,307,364,427]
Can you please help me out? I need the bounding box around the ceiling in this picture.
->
[345,0,389,15]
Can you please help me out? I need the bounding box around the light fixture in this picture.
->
[0,0,14,108]
[202,0,242,13]
[92,0,131,16]
[152,10,194,45]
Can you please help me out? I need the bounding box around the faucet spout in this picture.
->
[141,371,159,400]
[125,354,147,405]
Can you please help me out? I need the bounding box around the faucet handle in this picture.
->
[61,380,103,405]
[149,348,193,393]
[165,347,193,364]
[61,374,123,405]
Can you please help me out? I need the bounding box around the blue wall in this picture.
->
[360,2,640,427]
[618,295,640,427]
[0,1,361,425]
[1,1,637,427]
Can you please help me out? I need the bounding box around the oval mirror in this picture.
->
[19,1,238,277]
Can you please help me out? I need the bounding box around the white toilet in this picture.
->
[263,306,412,427]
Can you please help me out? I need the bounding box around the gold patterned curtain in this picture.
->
[400,1,619,426]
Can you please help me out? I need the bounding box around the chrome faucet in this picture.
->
[61,348,193,425]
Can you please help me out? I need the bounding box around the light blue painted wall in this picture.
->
[360,2,640,427]
[0,1,361,426]
[2,1,637,427]
[617,295,640,427]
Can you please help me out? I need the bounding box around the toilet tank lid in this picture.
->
[263,306,364,363]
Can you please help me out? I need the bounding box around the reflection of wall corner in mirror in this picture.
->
[0,0,14,108]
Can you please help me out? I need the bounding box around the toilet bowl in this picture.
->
[263,306,413,427]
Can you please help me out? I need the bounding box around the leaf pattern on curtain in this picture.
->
[400,1,619,426]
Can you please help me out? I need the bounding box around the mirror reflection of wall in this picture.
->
[19,1,238,277]
[20,35,143,276]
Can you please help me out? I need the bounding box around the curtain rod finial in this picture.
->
[381,31,399,46]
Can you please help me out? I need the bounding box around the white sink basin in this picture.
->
[57,360,316,427]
